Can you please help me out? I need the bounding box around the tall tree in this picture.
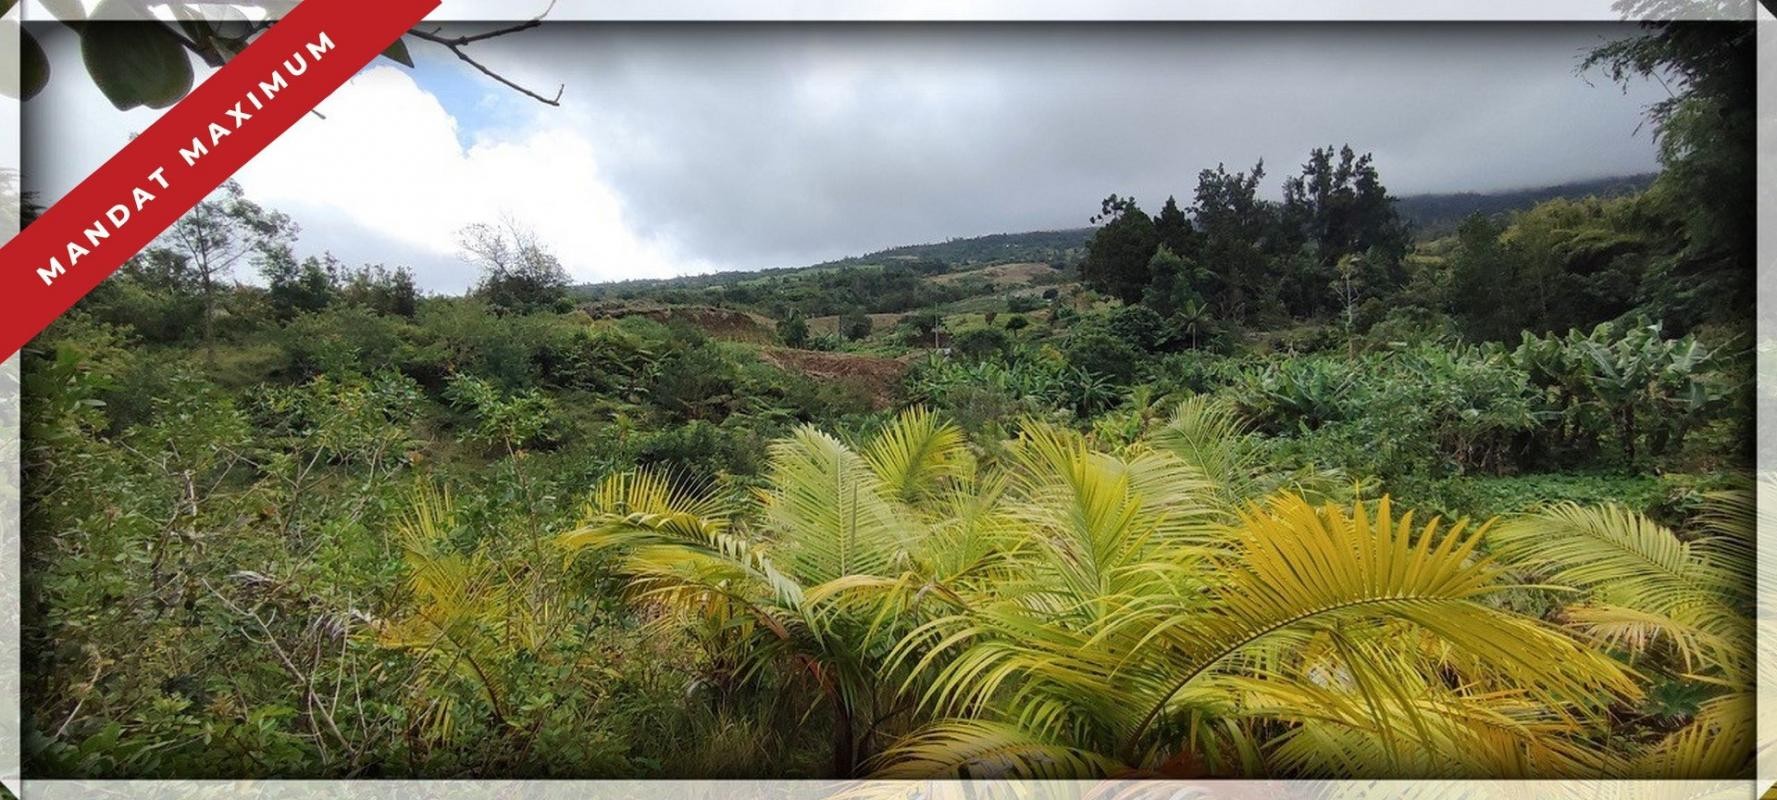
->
[1191,162,1275,322]
[1141,244,1209,319]
[339,263,420,318]
[157,180,296,353]
[1153,195,1199,262]
[1446,213,1529,341]
[1280,145,1409,316]
[459,218,571,314]
[1081,194,1160,305]
[261,247,339,319]
[1585,19,1753,330]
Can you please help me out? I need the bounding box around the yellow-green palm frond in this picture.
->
[1490,503,1725,602]
[384,482,500,638]
[1560,603,1730,670]
[376,481,540,740]
[1237,631,1616,778]
[891,493,1634,779]
[562,469,733,551]
[1147,395,1257,498]
[862,406,968,504]
[1630,691,1753,778]
[1001,422,1219,589]
[561,469,803,611]
[1129,496,1636,762]
[1146,395,1358,509]
[764,425,925,585]
[1694,488,1755,578]
[1489,502,1747,672]
[870,720,1125,778]
[920,469,1017,585]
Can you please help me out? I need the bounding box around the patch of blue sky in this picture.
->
[399,47,526,151]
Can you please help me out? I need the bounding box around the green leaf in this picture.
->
[21,28,48,100]
[381,37,414,68]
[80,19,195,110]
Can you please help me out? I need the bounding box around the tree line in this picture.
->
[1083,19,1751,346]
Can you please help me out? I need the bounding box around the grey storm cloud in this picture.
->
[476,22,1664,271]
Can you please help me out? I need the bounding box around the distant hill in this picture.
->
[575,228,1090,297]
[813,228,1093,270]
[575,174,1657,296]
[1394,173,1658,235]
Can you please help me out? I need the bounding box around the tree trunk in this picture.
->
[831,701,856,777]
[201,270,216,362]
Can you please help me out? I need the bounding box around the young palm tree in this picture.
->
[1489,491,1755,778]
[376,482,565,745]
[559,408,995,775]
[563,406,1646,779]
[877,424,1637,778]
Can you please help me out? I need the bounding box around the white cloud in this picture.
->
[233,66,709,288]
[25,27,712,291]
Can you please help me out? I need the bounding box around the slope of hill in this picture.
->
[1394,173,1658,234]
[574,228,1089,299]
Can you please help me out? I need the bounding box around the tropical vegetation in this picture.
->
[16,15,1754,782]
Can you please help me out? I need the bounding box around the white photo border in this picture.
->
[0,1,1766,798]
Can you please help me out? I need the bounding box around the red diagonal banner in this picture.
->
[0,0,439,360]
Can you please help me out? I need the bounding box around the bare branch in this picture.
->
[404,2,562,107]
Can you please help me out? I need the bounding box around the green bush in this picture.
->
[897,310,943,346]
[950,327,1012,362]
[277,304,415,378]
[1062,325,1145,384]
[777,311,810,348]
[445,372,561,451]
[630,420,764,481]
[838,308,873,341]
[1107,304,1169,352]
[650,343,742,422]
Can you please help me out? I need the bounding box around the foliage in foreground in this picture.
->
[562,407,1752,779]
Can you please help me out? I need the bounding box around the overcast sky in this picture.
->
[25,22,1665,291]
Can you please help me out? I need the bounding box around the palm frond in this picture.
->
[1490,502,1747,673]
[765,425,923,585]
[898,492,1637,778]
[1630,691,1753,778]
[862,407,967,504]
[1148,395,1257,501]
[870,720,1125,778]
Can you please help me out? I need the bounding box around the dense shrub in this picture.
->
[838,308,873,341]
[630,420,765,481]
[277,304,416,378]
[445,372,561,451]
[777,311,810,347]
[950,327,1013,362]
[1062,326,1145,384]
[1106,304,1170,352]
[897,311,943,346]
[650,343,743,422]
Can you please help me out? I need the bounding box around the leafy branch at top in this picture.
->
[4,0,564,110]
